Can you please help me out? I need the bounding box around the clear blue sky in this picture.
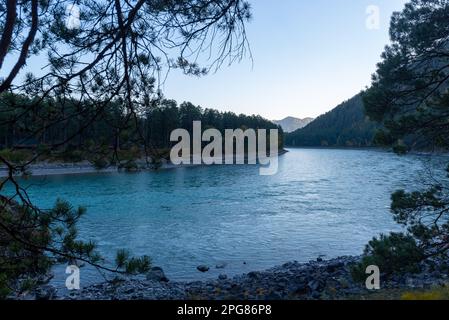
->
[1,0,407,120]
[164,0,407,120]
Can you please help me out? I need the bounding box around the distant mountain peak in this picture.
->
[273,117,314,133]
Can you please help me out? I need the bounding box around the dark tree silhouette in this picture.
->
[357,0,449,276]
[0,0,252,297]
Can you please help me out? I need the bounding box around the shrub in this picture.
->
[0,274,11,299]
[0,198,52,298]
[36,144,52,159]
[117,147,141,161]
[351,233,424,282]
[0,149,33,164]
[92,157,109,170]
[60,149,84,163]
[115,249,151,274]
[120,161,139,172]
[0,197,152,299]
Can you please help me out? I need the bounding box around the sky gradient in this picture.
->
[1,0,408,120]
[163,0,408,120]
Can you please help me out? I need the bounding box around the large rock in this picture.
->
[146,267,169,282]
[197,265,210,273]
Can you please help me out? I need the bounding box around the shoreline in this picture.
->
[285,146,449,157]
[0,150,289,178]
[10,256,449,301]
[0,161,184,178]
[15,255,449,300]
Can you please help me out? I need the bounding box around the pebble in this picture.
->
[28,255,449,301]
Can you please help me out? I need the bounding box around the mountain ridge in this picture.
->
[285,94,379,147]
[273,117,314,133]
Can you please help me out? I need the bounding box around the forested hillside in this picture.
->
[0,93,282,164]
[285,94,379,147]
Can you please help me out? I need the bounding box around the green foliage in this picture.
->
[92,158,109,170]
[115,250,151,274]
[363,0,449,150]
[285,94,379,147]
[19,278,38,292]
[351,233,424,282]
[0,149,33,164]
[0,96,282,153]
[115,249,130,269]
[146,100,282,149]
[0,198,53,298]
[390,187,449,256]
[58,149,84,163]
[116,147,141,162]
[124,256,152,274]
[0,0,254,300]
[0,95,283,163]
[36,145,52,159]
[0,197,152,299]
[358,0,449,280]
[373,129,395,147]
[120,161,139,172]
[0,274,10,299]
[392,144,409,155]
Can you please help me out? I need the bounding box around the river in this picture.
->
[5,148,447,290]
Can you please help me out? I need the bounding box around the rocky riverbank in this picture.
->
[0,150,289,177]
[18,255,449,300]
[0,159,175,177]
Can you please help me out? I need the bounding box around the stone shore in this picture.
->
[28,256,446,300]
